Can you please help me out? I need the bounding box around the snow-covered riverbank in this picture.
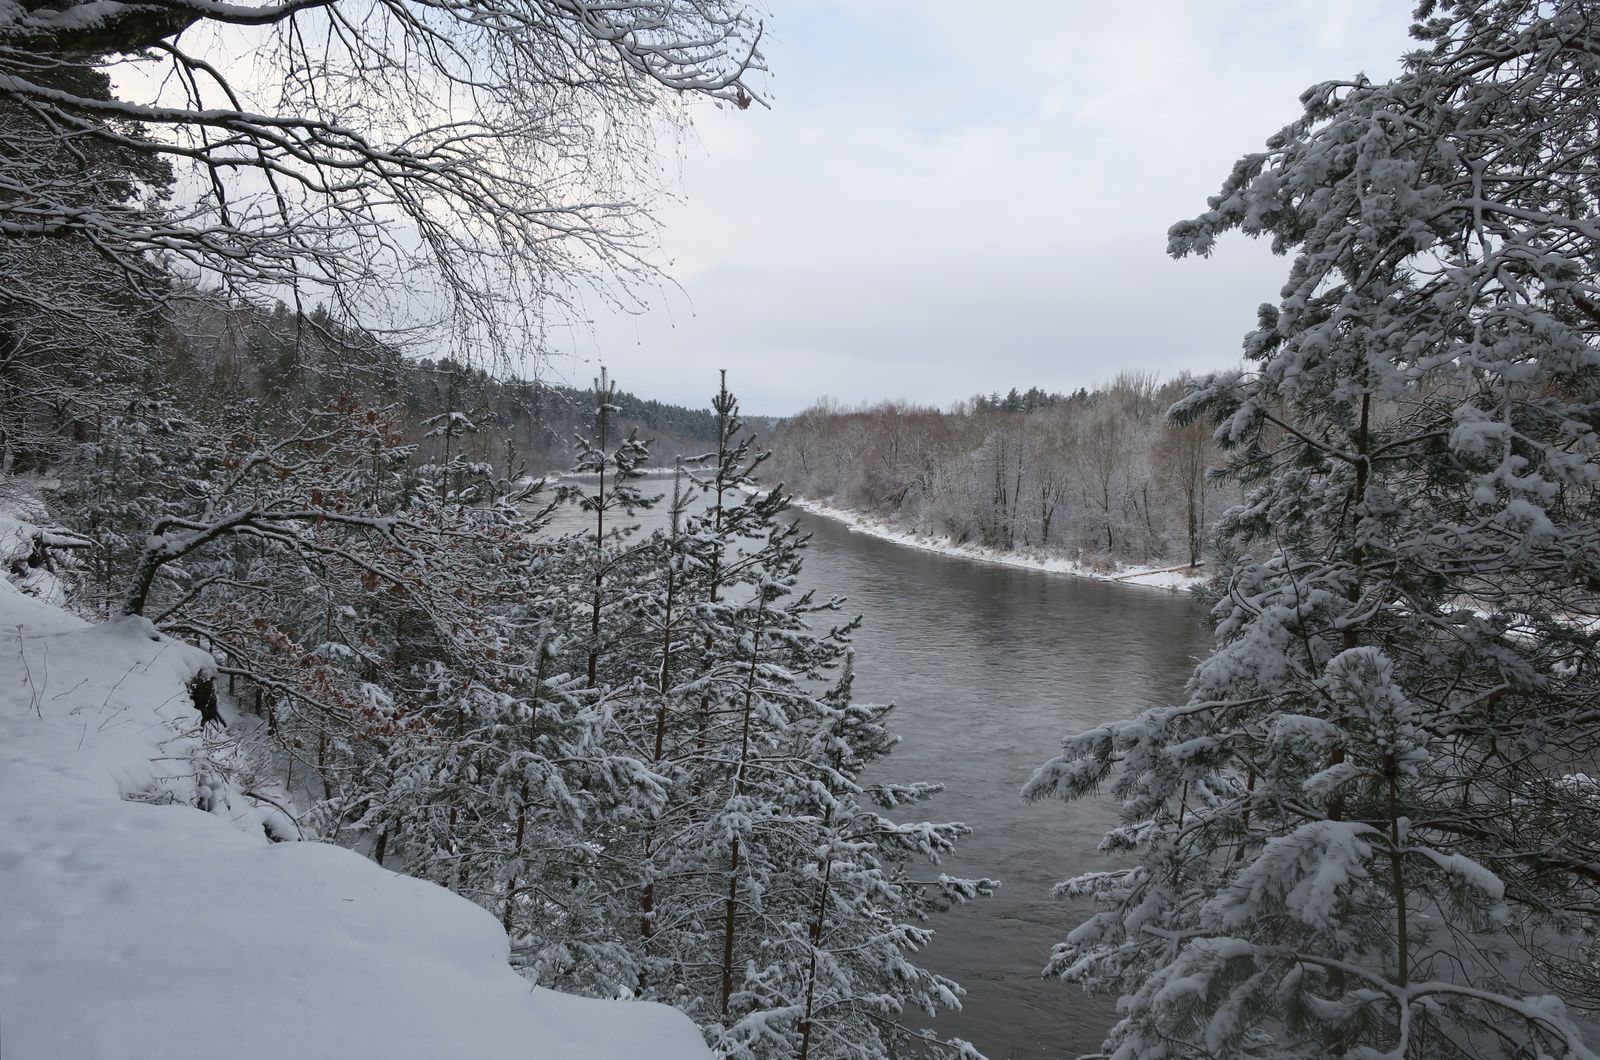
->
[784,496,1208,593]
[532,477,1206,592]
[528,465,689,485]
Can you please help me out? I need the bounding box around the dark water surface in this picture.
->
[545,494,1210,1058]
[789,512,1208,1060]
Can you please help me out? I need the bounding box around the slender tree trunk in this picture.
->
[1186,481,1199,568]
[1387,756,1409,989]
[719,607,765,1016]
[1327,391,1372,1028]
[1142,482,1156,558]
[1013,455,1024,549]
[317,725,331,801]
[587,369,610,689]
[1100,475,1114,552]
[1233,769,1256,864]
[503,785,527,934]
[798,848,833,1060]
[799,787,838,1059]
[1331,393,1371,817]
[503,648,546,932]
[639,532,678,978]
[698,378,731,762]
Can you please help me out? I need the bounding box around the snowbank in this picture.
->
[528,465,690,485]
[0,512,87,604]
[785,496,1208,592]
[0,582,708,1060]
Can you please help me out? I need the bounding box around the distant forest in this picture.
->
[4,294,738,487]
[766,372,1231,570]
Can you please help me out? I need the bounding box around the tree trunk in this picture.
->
[1326,391,1371,1023]
[719,608,765,1015]
[639,537,678,980]
[798,850,833,1060]
[1186,483,1199,568]
[586,370,610,689]
[503,649,546,933]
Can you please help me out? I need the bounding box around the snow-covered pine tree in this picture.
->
[370,616,661,992]
[1026,4,1600,1057]
[48,391,203,615]
[594,372,786,1012]
[0,63,174,480]
[721,654,997,1060]
[624,375,991,1058]
[602,377,775,1005]
[689,370,770,769]
[494,556,676,994]
[705,476,851,1026]
[557,366,655,689]
[631,462,705,990]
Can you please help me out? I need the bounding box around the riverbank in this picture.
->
[532,466,688,482]
[784,495,1208,593]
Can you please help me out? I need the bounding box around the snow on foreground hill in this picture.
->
[0,580,709,1060]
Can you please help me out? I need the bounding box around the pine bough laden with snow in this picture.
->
[1027,4,1600,1058]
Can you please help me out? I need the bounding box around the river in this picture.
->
[544,488,1211,1059]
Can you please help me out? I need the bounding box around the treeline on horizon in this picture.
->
[765,371,1230,570]
[3,292,731,494]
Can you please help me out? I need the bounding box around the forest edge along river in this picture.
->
[543,487,1210,1059]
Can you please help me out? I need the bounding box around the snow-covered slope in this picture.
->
[0,579,708,1060]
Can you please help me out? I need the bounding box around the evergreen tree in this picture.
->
[557,367,655,689]
[721,654,996,1060]
[1028,5,1600,1057]
[0,63,174,474]
[632,462,704,990]
[620,374,993,1058]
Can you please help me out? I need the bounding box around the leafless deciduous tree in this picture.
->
[767,375,1235,569]
[0,0,766,350]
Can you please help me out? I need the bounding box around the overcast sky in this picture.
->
[537,0,1417,416]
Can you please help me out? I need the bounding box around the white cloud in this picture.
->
[542,0,1416,413]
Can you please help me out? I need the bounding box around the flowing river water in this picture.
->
[546,491,1211,1059]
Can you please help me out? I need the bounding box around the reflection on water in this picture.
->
[541,495,1210,1059]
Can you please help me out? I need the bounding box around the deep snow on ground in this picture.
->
[0,546,708,1060]
[783,496,1208,592]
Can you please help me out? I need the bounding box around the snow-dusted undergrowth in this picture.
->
[785,495,1207,592]
[0,566,707,1059]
